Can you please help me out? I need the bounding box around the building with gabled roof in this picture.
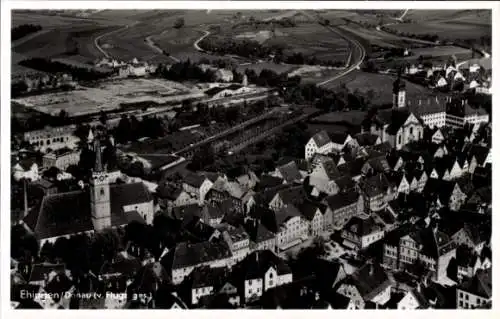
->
[23,138,154,245]
[341,216,385,250]
[456,268,491,309]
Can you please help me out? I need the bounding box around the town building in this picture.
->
[456,268,491,309]
[23,125,79,153]
[42,148,81,171]
[341,216,385,250]
[23,138,154,245]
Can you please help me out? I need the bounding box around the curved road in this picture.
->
[94,22,139,58]
[193,30,211,52]
[300,10,366,87]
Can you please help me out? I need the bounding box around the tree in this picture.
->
[99,111,108,126]
[173,17,185,29]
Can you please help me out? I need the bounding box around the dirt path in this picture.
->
[94,22,139,58]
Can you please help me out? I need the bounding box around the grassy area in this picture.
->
[323,71,432,105]
[387,21,491,40]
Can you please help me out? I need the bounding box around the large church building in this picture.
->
[24,137,155,246]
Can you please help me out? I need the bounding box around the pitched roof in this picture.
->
[256,175,285,190]
[29,263,66,282]
[25,182,151,240]
[274,204,302,226]
[348,262,391,301]
[171,241,232,270]
[458,268,492,299]
[344,216,383,237]
[275,185,306,206]
[325,191,360,211]
[297,201,322,221]
[354,132,380,146]
[311,130,331,148]
[329,132,350,145]
[359,173,391,197]
[277,161,302,184]
[183,172,208,188]
[233,250,291,280]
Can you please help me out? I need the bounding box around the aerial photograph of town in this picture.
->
[9,7,492,310]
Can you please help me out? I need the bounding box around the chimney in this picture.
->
[462,100,465,106]
[435,96,438,104]
[419,99,421,106]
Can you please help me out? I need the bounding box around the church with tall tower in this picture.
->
[392,69,407,109]
[24,132,155,245]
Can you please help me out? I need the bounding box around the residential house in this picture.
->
[222,226,251,263]
[308,155,342,195]
[245,222,277,252]
[297,201,325,237]
[183,266,229,306]
[156,182,197,212]
[336,263,393,309]
[23,125,79,153]
[424,179,467,211]
[387,289,429,309]
[268,185,306,212]
[354,132,382,148]
[341,216,385,250]
[170,241,233,285]
[232,250,293,302]
[268,205,309,251]
[273,161,303,184]
[182,173,214,204]
[359,173,396,212]
[383,225,456,281]
[456,268,491,309]
[324,191,363,230]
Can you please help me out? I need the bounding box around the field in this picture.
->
[323,71,431,105]
[387,21,491,41]
[11,78,203,117]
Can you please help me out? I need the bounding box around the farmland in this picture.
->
[322,71,431,105]
[386,21,491,41]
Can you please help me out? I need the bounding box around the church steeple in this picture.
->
[90,131,111,231]
[392,67,406,108]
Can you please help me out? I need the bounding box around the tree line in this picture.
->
[12,24,42,41]
[18,58,113,81]
[198,36,344,67]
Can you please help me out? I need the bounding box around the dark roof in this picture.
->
[172,204,202,221]
[325,191,360,211]
[100,252,142,276]
[187,265,229,289]
[464,143,489,164]
[275,185,306,206]
[326,292,352,309]
[360,173,391,197]
[376,209,396,225]
[458,268,492,299]
[25,182,151,239]
[245,222,276,243]
[329,132,350,145]
[29,263,66,282]
[311,130,331,148]
[256,175,285,190]
[183,172,207,188]
[171,241,232,270]
[274,204,302,226]
[344,216,383,237]
[349,262,391,300]
[233,250,291,280]
[297,201,322,221]
[354,132,380,146]
[139,154,182,170]
[333,176,356,192]
[134,262,170,294]
[277,161,302,184]
[156,182,184,200]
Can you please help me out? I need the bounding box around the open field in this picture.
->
[322,71,431,105]
[403,10,491,24]
[387,21,491,41]
[236,62,297,74]
[12,12,120,28]
[11,78,203,117]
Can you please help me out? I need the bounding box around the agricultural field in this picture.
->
[323,71,431,105]
[402,10,491,24]
[386,21,491,41]
[11,78,204,117]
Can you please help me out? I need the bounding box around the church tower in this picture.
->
[392,69,406,108]
[90,136,111,231]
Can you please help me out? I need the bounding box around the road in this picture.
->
[94,22,139,59]
[193,30,211,52]
[144,35,180,62]
[300,10,366,87]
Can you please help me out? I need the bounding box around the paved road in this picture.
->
[300,10,366,87]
